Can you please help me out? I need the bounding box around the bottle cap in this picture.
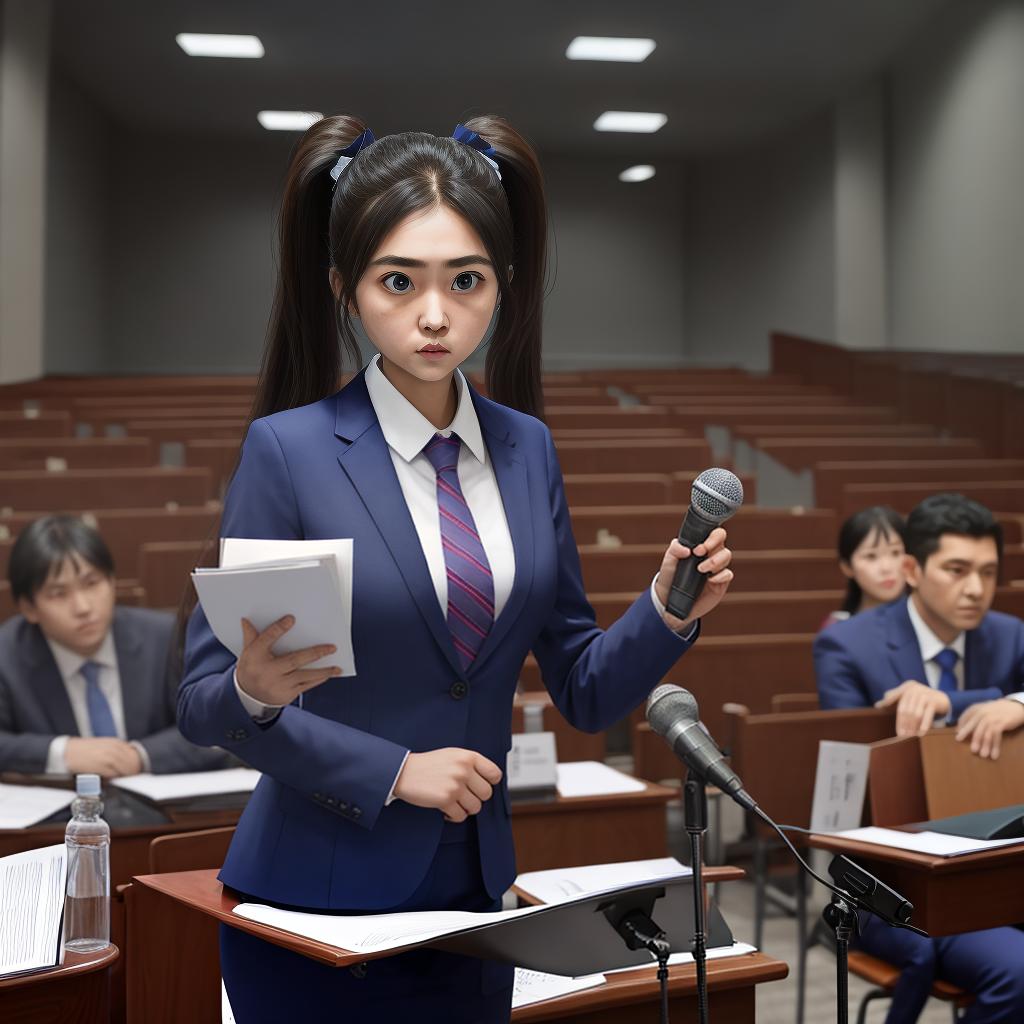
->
[75,773,101,797]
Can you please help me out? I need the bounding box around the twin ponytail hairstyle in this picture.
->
[252,114,548,424]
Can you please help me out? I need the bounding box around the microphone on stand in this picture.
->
[645,684,757,813]
[667,468,744,622]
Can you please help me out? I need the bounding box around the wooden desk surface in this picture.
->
[808,833,1024,935]
[0,946,119,1024]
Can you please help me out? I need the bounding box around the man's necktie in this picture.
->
[934,647,960,697]
[422,433,494,671]
[81,660,117,737]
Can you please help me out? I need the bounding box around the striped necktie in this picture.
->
[422,433,494,671]
[933,647,960,697]
[81,660,118,737]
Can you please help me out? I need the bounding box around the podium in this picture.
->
[809,727,1024,935]
[125,867,786,1023]
[0,946,119,1024]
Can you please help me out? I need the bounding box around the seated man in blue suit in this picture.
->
[0,514,229,777]
[815,493,1024,1024]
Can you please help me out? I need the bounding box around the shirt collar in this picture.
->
[363,352,486,465]
[43,629,117,685]
[906,594,966,664]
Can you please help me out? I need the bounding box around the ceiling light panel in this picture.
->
[258,111,323,131]
[594,111,667,133]
[176,34,264,58]
[619,165,656,183]
[566,37,656,62]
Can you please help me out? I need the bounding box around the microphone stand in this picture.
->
[683,775,710,1024]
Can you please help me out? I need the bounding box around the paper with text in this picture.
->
[0,783,75,829]
[0,844,67,977]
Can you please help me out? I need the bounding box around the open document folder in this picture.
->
[0,845,67,978]
[191,538,355,675]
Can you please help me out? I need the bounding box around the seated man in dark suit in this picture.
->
[0,514,229,777]
[814,493,1024,1024]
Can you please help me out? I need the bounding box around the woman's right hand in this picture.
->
[236,615,341,706]
[393,748,504,822]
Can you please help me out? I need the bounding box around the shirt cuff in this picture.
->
[130,740,152,773]
[45,736,69,775]
[384,751,411,806]
[1006,693,1024,706]
[234,669,287,723]
[650,573,699,641]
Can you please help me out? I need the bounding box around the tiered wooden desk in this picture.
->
[0,947,119,1024]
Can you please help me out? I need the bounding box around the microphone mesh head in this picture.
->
[646,684,699,736]
[691,468,744,522]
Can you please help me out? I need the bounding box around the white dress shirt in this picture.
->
[235,354,696,796]
[43,631,151,774]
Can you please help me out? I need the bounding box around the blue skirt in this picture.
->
[220,819,514,1023]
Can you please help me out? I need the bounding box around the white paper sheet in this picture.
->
[232,901,547,955]
[512,968,605,1008]
[555,761,647,798]
[0,782,75,829]
[111,768,261,802]
[516,857,691,905]
[0,844,67,977]
[834,826,1024,857]
[221,537,355,674]
[809,740,870,832]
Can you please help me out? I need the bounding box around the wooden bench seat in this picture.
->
[0,438,156,471]
[0,467,215,511]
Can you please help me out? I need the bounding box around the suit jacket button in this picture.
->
[449,680,469,700]
[235,728,248,740]
[326,796,337,807]
[338,802,349,812]
[351,806,363,819]
[313,792,324,802]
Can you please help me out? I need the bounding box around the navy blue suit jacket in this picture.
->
[814,596,1024,719]
[179,369,697,910]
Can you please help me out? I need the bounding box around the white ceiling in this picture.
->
[53,0,954,156]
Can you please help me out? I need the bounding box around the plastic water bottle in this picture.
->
[64,773,110,952]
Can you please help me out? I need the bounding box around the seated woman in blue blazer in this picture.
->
[179,115,735,1023]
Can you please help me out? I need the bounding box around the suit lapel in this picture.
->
[886,597,928,685]
[963,621,990,692]
[23,625,79,734]
[466,389,534,674]
[112,609,148,737]
[335,373,462,676]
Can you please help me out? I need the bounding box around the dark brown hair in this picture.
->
[251,114,548,422]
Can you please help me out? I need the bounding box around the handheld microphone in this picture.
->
[645,684,757,812]
[667,468,744,621]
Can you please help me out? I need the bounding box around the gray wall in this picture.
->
[683,113,837,370]
[44,71,110,373]
[889,0,1024,351]
[43,103,688,375]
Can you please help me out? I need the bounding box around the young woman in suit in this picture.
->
[179,115,735,1023]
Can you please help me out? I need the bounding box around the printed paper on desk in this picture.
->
[809,740,870,832]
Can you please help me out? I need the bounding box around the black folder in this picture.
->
[429,878,734,977]
[908,802,1024,841]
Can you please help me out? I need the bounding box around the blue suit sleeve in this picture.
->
[177,418,407,830]
[530,427,698,733]
[814,625,872,709]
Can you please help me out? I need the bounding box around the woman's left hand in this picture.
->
[654,527,734,632]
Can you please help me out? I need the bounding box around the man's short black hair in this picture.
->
[903,493,1003,567]
[8,514,115,603]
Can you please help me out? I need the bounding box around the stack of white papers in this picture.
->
[0,845,67,978]
[0,782,75,829]
[512,968,606,1007]
[833,826,1024,857]
[515,857,691,905]
[555,761,647,798]
[191,538,355,675]
[111,768,261,802]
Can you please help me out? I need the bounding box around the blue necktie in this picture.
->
[81,660,117,737]
[933,648,960,697]
[422,433,494,672]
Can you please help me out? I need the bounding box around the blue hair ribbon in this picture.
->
[329,128,376,182]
